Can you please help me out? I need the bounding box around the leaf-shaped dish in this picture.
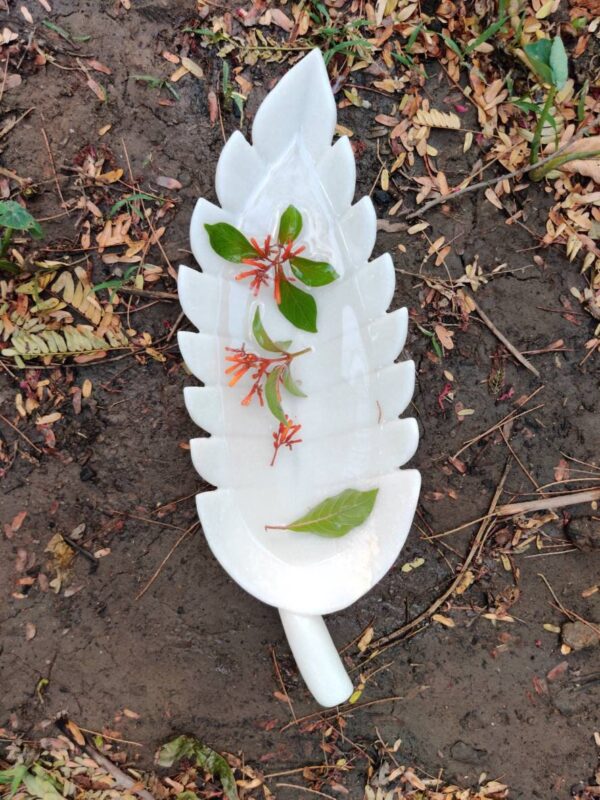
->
[178,49,420,707]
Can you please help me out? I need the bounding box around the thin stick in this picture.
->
[466,292,540,377]
[0,413,43,454]
[0,107,35,141]
[271,646,297,722]
[339,617,375,654]
[166,309,185,343]
[216,93,226,144]
[421,513,493,541]
[40,125,66,209]
[280,694,406,733]
[496,488,600,517]
[539,573,600,638]
[152,491,197,515]
[562,453,600,472]
[56,719,155,800]
[401,116,600,220]
[451,386,544,460]
[115,512,188,531]
[135,522,197,600]
[369,461,511,651]
[264,765,339,780]
[117,287,178,301]
[77,727,143,747]
[275,784,337,800]
[500,429,539,490]
[0,55,9,106]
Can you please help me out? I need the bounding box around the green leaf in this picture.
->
[109,192,156,217]
[0,258,20,275]
[463,16,508,55]
[289,256,339,287]
[204,222,257,263]
[252,308,287,353]
[268,488,379,537]
[0,201,43,237]
[282,365,307,398]
[440,32,463,58]
[265,366,286,424]
[278,205,303,244]
[406,21,423,52]
[156,735,238,800]
[42,19,74,42]
[512,99,543,114]
[22,769,64,800]
[0,764,27,798]
[577,79,589,123]
[278,279,317,332]
[523,39,553,84]
[549,36,568,89]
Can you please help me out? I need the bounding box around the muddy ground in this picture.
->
[1,2,599,799]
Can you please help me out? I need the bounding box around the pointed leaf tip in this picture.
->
[204,222,257,263]
[278,205,303,244]
[290,256,338,287]
[278,279,317,332]
[265,366,286,424]
[252,308,288,353]
[268,487,379,537]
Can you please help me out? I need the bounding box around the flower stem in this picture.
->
[288,346,312,359]
[530,86,556,165]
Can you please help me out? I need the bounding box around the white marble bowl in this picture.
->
[178,49,420,706]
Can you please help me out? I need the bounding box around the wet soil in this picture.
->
[1,2,600,799]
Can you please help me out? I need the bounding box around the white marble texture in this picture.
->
[178,49,420,706]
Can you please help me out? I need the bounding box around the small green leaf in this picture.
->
[268,488,379,537]
[289,256,339,287]
[549,36,568,89]
[463,16,508,55]
[156,736,238,800]
[0,763,27,797]
[42,19,75,42]
[282,366,307,398]
[0,200,43,237]
[577,79,589,123]
[265,366,286,424]
[109,192,156,217]
[523,39,553,84]
[204,222,257,263]
[22,770,63,800]
[512,99,543,115]
[440,32,463,58]
[278,205,303,243]
[0,258,20,275]
[278,279,317,332]
[252,308,287,353]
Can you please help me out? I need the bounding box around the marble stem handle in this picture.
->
[278,609,353,707]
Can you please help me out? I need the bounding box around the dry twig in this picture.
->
[401,117,600,220]
[496,488,600,516]
[368,460,511,651]
[466,291,540,377]
[135,522,198,600]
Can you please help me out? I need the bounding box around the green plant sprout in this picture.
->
[522,36,568,164]
[221,60,246,124]
[0,200,43,275]
[520,37,600,180]
[131,74,180,101]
